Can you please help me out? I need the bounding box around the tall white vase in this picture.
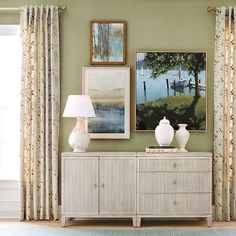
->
[155,117,174,146]
[175,124,190,152]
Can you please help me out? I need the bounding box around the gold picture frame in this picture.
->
[135,51,207,131]
[90,20,127,65]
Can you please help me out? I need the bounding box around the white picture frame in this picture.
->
[82,67,130,139]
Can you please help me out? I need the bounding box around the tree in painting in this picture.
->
[93,24,111,61]
[92,22,124,63]
[182,53,206,97]
[144,52,206,97]
[136,52,206,131]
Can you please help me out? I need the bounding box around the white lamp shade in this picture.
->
[63,95,96,118]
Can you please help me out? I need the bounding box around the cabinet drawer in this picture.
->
[139,172,211,193]
[138,193,211,214]
[138,159,211,172]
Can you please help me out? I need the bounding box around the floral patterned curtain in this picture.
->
[214,6,236,221]
[20,5,60,220]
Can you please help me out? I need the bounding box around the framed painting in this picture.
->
[136,51,207,131]
[90,20,127,65]
[82,67,130,139]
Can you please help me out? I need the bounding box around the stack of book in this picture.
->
[145,146,179,153]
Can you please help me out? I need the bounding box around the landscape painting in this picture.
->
[136,51,207,131]
[90,20,127,64]
[82,67,130,139]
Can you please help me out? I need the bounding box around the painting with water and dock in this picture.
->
[136,51,207,131]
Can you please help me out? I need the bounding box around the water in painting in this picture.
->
[136,52,207,130]
[86,70,125,133]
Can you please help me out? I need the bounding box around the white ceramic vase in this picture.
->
[68,117,90,152]
[155,117,174,146]
[68,130,90,152]
[175,124,190,152]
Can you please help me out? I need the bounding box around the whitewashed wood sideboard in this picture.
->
[61,152,212,227]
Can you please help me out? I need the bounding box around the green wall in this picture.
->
[0,0,233,153]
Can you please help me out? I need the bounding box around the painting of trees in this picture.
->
[90,21,127,64]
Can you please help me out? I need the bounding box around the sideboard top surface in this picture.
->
[62,152,137,157]
[137,152,212,157]
[62,152,212,158]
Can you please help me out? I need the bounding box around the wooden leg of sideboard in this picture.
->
[61,217,66,227]
[132,217,141,228]
[132,217,137,227]
[136,217,141,227]
[207,216,212,227]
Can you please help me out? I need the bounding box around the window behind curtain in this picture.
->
[0,25,20,180]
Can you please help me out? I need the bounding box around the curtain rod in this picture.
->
[0,5,67,12]
[207,7,216,13]
[207,6,234,16]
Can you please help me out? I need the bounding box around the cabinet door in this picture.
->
[62,157,98,215]
[99,158,136,215]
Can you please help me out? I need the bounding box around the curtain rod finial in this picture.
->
[59,5,67,11]
[207,6,215,13]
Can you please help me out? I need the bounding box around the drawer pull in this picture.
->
[173,163,177,168]
[101,183,105,188]
[94,183,97,188]
[173,200,177,205]
[173,180,177,185]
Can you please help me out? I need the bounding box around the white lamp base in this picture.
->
[68,117,90,152]
[178,147,188,152]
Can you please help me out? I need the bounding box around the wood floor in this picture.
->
[1,218,236,229]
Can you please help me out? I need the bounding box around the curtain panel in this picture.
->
[214,6,236,221]
[20,5,60,220]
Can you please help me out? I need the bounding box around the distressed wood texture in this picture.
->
[61,153,136,227]
[138,158,211,172]
[99,157,136,215]
[61,152,212,227]
[138,172,211,193]
[62,156,99,215]
[137,152,212,227]
[138,193,211,214]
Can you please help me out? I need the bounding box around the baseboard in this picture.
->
[0,200,19,218]
[0,180,19,218]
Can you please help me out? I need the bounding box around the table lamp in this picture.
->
[63,95,96,152]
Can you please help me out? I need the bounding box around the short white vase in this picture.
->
[155,117,174,146]
[175,124,190,152]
